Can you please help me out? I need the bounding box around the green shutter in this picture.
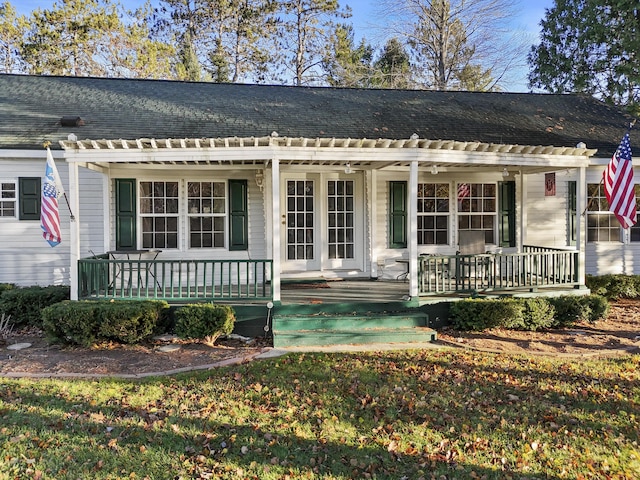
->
[499,181,516,247]
[19,177,41,220]
[229,179,248,251]
[115,179,136,250]
[568,181,577,245]
[389,181,407,248]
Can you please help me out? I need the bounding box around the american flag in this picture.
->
[41,148,62,247]
[603,132,636,229]
[457,183,470,201]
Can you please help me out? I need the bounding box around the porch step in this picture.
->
[273,326,437,348]
[272,312,437,347]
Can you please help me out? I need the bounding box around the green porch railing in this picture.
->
[79,256,273,301]
[418,246,579,295]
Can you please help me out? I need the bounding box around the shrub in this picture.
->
[42,299,170,347]
[504,297,555,331]
[449,299,523,331]
[586,274,640,300]
[97,300,169,344]
[42,301,100,347]
[547,296,590,328]
[581,295,610,323]
[0,283,16,297]
[175,303,235,343]
[0,285,70,327]
[449,296,603,332]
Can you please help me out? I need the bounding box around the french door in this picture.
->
[281,173,363,273]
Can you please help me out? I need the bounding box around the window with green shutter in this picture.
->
[228,179,248,251]
[18,177,40,220]
[389,181,407,248]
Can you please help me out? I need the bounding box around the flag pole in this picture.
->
[581,119,636,217]
[43,142,75,221]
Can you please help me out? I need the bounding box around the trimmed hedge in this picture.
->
[0,285,70,327]
[175,303,235,343]
[449,295,608,331]
[585,274,640,300]
[42,299,170,347]
[449,298,524,331]
[505,297,555,331]
[0,283,16,296]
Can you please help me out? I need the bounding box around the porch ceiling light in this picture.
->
[430,164,438,175]
[345,162,353,174]
[255,170,264,191]
[502,167,509,177]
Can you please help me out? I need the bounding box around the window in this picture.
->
[328,180,355,259]
[286,180,315,260]
[628,186,640,242]
[139,181,179,249]
[187,181,226,248]
[0,182,16,217]
[586,183,620,242]
[417,183,449,245]
[458,183,496,244]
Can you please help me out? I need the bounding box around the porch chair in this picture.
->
[456,230,489,284]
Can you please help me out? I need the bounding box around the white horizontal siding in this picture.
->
[0,159,103,286]
[585,243,640,275]
[524,174,571,247]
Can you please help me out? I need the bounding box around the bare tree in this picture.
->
[379,0,526,91]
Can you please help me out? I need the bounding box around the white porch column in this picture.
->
[271,158,281,302]
[519,171,528,252]
[409,160,418,298]
[369,169,378,277]
[68,161,80,300]
[577,166,586,285]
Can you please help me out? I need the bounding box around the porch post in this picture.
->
[271,158,281,302]
[519,171,527,252]
[409,160,418,298]
[68,161,80,300]
[577,165,586,285]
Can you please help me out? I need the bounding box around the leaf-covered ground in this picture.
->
[1,349,639,479]
[3,300,639,377]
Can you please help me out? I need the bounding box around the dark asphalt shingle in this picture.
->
[0,74,634,158]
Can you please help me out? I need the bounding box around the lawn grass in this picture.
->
[1,349,639,479]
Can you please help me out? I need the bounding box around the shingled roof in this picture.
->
[0,74,634,158]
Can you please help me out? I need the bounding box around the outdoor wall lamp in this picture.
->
[255,170,264,191]
[344,162,353,174]
[430,164,439,175]
[502,167,510,178]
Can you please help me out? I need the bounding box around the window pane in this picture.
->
[457,183,497,245]
[0,182,17,217]
[186,181,226,249]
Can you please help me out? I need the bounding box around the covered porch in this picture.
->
[77,245,580,302]
[62,134,594,308]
